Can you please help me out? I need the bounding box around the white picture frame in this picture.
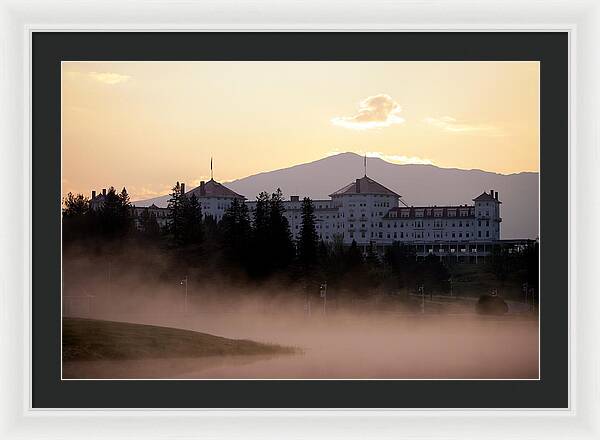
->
[1,0,598,438]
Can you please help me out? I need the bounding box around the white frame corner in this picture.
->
[1,0,599,438]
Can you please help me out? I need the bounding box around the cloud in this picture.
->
[423,116,502,136]
[89,71,131,85]
[331,94,405,130]
[365,151,434,165]
[129,184,173,201]
[326,150,434,165]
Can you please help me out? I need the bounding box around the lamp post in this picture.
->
[320,282,327,315]
[180,277,188,315]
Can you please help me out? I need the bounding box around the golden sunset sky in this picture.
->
[62,61,539,201]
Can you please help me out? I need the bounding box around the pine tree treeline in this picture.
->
[62,187,133,242]
[61,185,452,295]
[62,184,535,299]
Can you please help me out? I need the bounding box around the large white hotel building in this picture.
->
[90,171,511,261]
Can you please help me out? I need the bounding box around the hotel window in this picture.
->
[478,231,482,237]
[486,231,490,237]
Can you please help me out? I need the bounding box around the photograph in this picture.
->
[60,60,540,380]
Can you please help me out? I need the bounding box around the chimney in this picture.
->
[91,190,96,199]
[356,178,361,193]
[495,191,499,201]
[490,189,494,198]
[102,188,106,196]
[199,181,206,196]
[181,183,185,195]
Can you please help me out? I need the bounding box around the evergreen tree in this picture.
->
[416,254,451,295]
[99,187,131,238]
[62,192,92,243]
[489,245,513,287]
[383,242,417,290]
[139,208,160,237]
[167,182,184,246]
[220,198,252,268]
[297,197,319,271]
[365,242,380,267]
[250,191,272,277]
[269,188,295,271]
[180,193,203,245]
[345,239,363,269]
[63,192,89,218]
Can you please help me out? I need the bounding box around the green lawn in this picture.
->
[63,317,296,361]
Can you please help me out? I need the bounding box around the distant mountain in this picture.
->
[134,152,538,239]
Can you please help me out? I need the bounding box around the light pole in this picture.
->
[320,282,327,315]
[418,285,425,314]
[180,277,188,315]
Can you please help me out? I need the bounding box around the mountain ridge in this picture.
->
[134,152,538,239]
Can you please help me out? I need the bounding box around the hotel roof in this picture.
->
[473,191,501,203]
[329,176,401,198]
[186,178,245,199]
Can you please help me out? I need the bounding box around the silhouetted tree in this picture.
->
[269,188,295,271]
[180,193,203,246]
[250,191,272,277]
[415,254,451,295]
[297,197,319,272]
[383,242,418,290]
[167,182,184,247]
[63,192,89,218]
[62,192,92,243]
[220,198,252,269]
[139,208,160,237]
[489,245,514,287]
[345,239,363,269]
[98,187,131,238]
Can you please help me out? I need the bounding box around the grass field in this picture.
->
[63,317,297,361]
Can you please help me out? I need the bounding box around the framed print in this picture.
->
[34,31,565,408]
[1,0,599,439]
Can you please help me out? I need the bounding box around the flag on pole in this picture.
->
[210,157,213,180]
[364,154,367,176]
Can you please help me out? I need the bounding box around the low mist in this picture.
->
[62,245,539,379]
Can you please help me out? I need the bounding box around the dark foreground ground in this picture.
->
[63,317,296,365]
[63,312,538,380]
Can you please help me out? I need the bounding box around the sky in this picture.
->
[62,61,539,201]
